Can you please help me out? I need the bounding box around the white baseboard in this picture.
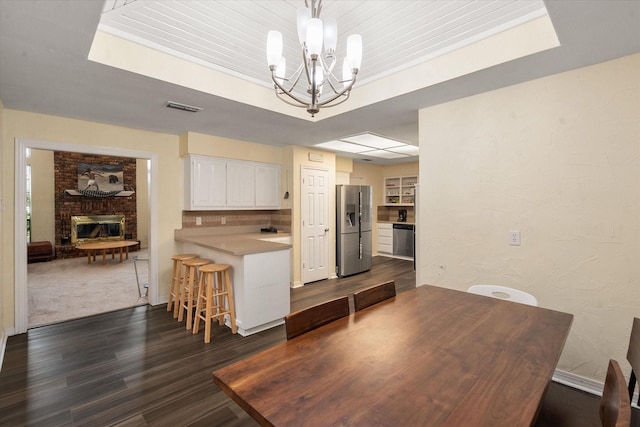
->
[553,369,604,395]
[553,368,639,408]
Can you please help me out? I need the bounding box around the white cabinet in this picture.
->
[186,155,227,209]
[377,223,393,255]
[255,164,280,208]
[384,175,418,205]
[227,161,255,207]
[185,155,281,210]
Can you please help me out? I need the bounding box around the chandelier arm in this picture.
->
[319,92,352,108]
[315,74,358,108]
[284,63,305,93]
[324,76,347,95]
[319,55,336,77]
[271,72,314,108]
[276,91,312,109]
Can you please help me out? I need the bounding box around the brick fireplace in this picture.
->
[54,152,137,259]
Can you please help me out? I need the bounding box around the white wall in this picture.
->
[417,53,640,382]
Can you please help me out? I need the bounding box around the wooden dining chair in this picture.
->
[353,280,396,312]
[627,317,640,405]
[467,285,538,306]
[600,359,631,427]
[284,296,350,340]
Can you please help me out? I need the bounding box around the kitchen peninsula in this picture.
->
[175,228,291,336]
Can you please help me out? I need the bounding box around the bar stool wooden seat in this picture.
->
[167,253,198,317]
[193,264,237,343]
[178,257,211,330]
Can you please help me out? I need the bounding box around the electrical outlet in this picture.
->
[509,231,521,246]
[221,216,226,225]
[195,216,202,226]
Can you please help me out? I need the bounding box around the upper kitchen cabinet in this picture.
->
[185,155,281,210]
[186,155,227,209]
[255,164,280,208]
[226,161,255,207]
[384,175,418,206]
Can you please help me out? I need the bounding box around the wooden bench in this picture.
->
[27,241,53,263]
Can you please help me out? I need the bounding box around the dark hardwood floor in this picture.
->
[1,256,637,426]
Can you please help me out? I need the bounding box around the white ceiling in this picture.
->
[0,1,639,164]
[98,0,547,88]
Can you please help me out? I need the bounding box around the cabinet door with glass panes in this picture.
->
[384,175,418,205]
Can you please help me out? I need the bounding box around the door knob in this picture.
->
[324,228,330,232]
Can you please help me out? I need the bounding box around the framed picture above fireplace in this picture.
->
[77,163,124,192]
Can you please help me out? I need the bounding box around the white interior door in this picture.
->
[301,167,330,284]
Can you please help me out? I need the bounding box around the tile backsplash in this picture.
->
[377,206,415,223]
[182,209,291,232]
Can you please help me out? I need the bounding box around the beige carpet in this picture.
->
[27,251,149,327]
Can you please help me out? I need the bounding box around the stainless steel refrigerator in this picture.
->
[336,185,372,277]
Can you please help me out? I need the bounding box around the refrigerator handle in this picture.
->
[358,190,363,259]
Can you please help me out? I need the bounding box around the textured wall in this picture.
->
[417,54,640,382]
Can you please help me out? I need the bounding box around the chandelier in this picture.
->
[266,0,362,117]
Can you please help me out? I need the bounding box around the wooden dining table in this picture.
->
[213,285,573,427]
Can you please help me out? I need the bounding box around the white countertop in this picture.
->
[378,221,415,225]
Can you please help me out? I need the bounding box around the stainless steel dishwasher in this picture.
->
[393,224,414,258]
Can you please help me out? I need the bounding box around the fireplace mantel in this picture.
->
[65,189,135,197]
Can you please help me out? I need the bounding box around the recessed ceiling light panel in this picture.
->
[361,150,409,159]
[315,140,372,153]
[388,145,420,155]
[342,133,404,149]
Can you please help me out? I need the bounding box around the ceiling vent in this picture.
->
[166,101,202,112]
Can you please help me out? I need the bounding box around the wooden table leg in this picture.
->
[119,247,124,263]
[125,246,129,260]
[87,250,92,264]
[101,249,107,265]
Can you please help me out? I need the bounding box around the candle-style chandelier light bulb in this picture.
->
[266,0,362,117]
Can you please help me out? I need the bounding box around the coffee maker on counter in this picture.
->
[397,209,407,222]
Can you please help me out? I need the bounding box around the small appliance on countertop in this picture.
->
[397,209,407,222]
[260,226,279,233]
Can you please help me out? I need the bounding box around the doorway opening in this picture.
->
[14,138,158,334]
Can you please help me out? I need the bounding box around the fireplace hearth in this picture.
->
[72,215,125,244]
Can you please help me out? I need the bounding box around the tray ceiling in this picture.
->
[99,0,549,89]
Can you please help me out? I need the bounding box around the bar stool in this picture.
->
[193,264,237,343]
[167,253,198,317]
[178,257,211,330]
